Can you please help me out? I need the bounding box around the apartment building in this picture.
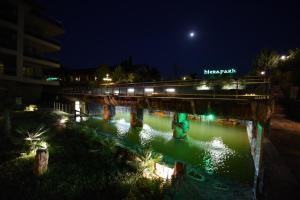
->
[0,0,64,104]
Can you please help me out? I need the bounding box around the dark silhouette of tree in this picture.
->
[95,64,110,82]
[252,49,279,74]
[172,64,180,79]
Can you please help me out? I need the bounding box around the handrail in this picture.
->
[62,78,271,101]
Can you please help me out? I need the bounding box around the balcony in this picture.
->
[25,12,64,37]
[24,32,61,53]
[0,74,59,86]
[24,53,60,68]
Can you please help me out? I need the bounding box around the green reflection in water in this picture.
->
[94,107,254,185]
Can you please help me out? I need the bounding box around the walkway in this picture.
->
[263,106,300,199]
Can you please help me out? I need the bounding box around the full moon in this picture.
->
[189,32,195,38]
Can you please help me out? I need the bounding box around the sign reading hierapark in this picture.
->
[204,68,237,75]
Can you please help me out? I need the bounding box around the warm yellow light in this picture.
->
[24,104,38,112]
[103,74,112,81]
[280,55,287,60]
[154,163,174,180]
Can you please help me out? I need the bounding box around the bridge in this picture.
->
[58,76,274,197]
[62,76,273,121]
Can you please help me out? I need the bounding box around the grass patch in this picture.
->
[0,111,167,200]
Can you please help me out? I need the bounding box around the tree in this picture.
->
[95,64,110,83]
[112,65,126,83]
[172,64,180,79]
[252,49,279,74]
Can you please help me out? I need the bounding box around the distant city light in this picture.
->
[127,88,135,93]
[166,88,176,93]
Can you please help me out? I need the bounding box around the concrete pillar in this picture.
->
[173,162,186,178]
[16,4,24,78]
[250,121,268,198]
[130,106,143,127]
[172,112,190,139]
[103,104,115,121]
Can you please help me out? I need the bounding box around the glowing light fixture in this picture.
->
[46,77,59,81]
[260,71,265,76]
[114,89,120,95]
[127,88,135,93]
[59,116,69,124]
[196,85,210,90]
[103,74,112,82]
[207,114,215,121]
[280,55,287,60]
[144,88,154,93]
[166,88,175,93]
[24,104,38,112]
[154,163,174,180]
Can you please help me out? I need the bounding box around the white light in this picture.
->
[280,55,286,60]
[154,163,174,180]
[260,71,265,76]
[189,32,195,37]
[75,101,80,122]
[114,90,120,94]
[144,88,154,93]
[75,101,80,112]
[127,88,135,93]
[103,74,112,81]
[59,116,68,124]
[196,85,210,90]
[166,88,175,93]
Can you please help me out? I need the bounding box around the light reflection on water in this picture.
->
[96,107,253,184]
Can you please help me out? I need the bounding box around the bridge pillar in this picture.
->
[172,112,190,139]
[247,120,270,198]
[103,104,115,121]
[130,106,143,127]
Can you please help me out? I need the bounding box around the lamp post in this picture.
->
[103,74,112,94]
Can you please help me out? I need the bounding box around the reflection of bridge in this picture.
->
[59,77,273,198]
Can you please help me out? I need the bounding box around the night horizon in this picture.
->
[41,0,300,77]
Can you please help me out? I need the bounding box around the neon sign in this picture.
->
[204,68,236,75]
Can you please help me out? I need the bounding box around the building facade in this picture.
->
[0,0,64,104]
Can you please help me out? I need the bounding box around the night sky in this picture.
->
[40,0,300,78]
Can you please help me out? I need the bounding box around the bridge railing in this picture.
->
[62,78,271,100]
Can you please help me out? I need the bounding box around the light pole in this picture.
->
[103,74,112,94]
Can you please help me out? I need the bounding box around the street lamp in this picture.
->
[280,55,287,60]
[103,74,112,82]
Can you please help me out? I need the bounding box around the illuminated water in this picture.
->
[91,106,254,186]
